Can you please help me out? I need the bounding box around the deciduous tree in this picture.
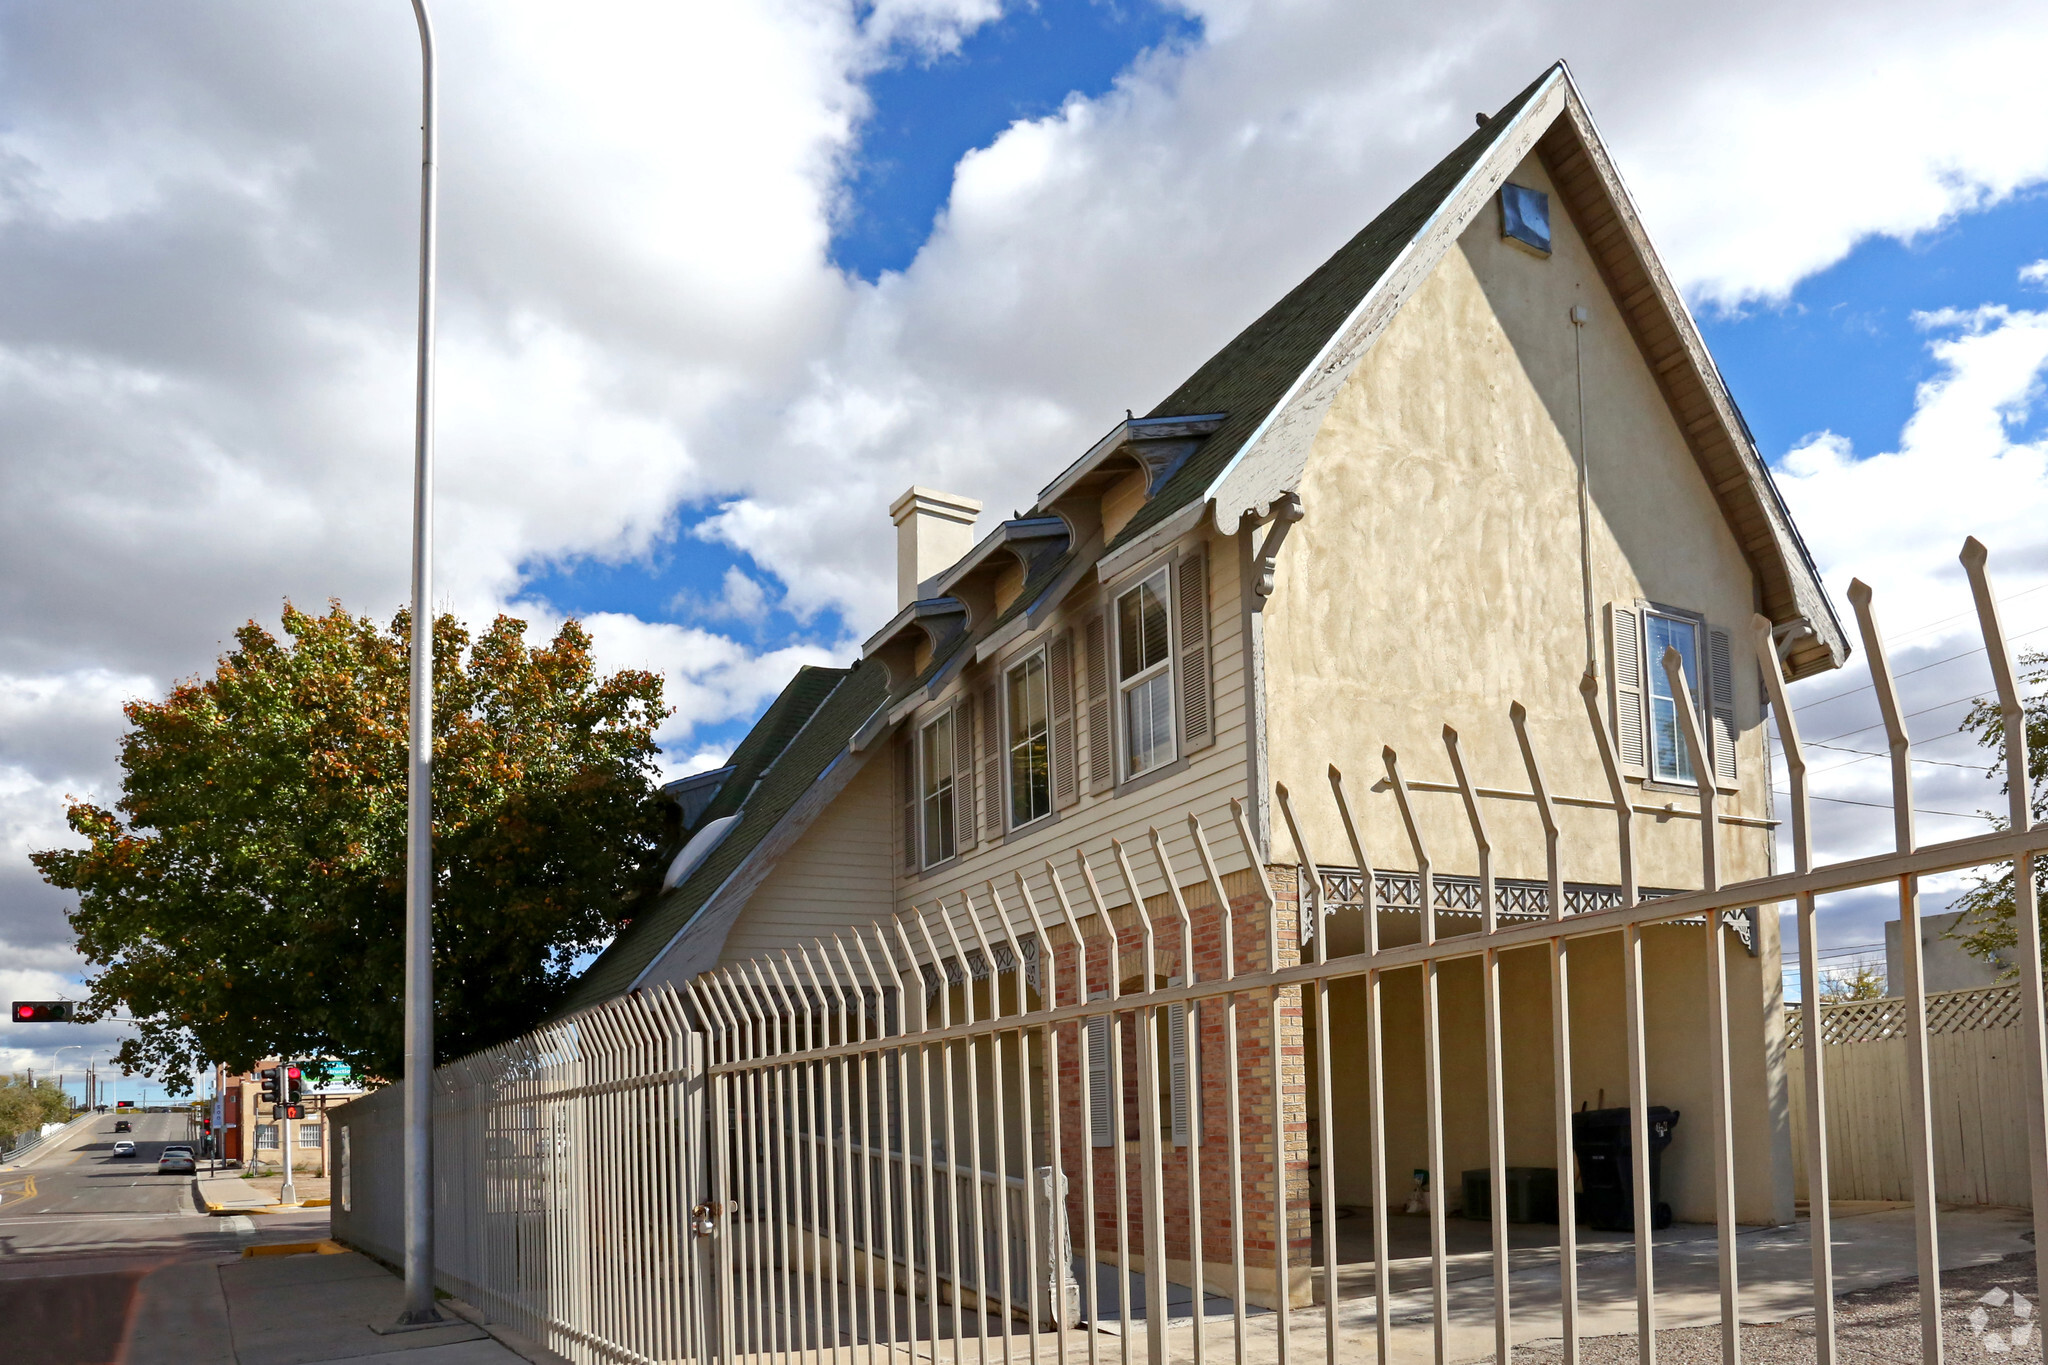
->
[33,603,671,1092]
[1951,648,2048,972]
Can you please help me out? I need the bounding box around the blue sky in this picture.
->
[1702,188,2048,461]
[832,0,1202,281]
[9,2,2048,1067]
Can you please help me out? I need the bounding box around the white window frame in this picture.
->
[1114,565,1177,780]
[1643,607,1705,785]
[918,711,957,868]
[1005,647,1053,831]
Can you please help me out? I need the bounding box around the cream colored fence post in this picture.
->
[1384,748,1450,1365]
[367,542,2048,1365]
[1965,537,2048,1364]
[1512,701,1581,1364]
[1849,580,1945,1364]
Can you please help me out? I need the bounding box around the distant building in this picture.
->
[1887,909,2007,996]
[211,1059,362,1171]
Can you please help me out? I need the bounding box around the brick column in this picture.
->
[1047,863,1311,1309]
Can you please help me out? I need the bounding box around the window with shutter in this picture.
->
[1167,980,1194,1147]
[953,695,977,850]
[918,712,957,866]
[1644,609,1704,785]
[1084,614,1112,792]
[1175,548,1212,752]
[1005,651,1052,829]
[1116,567,1176,777]
[981,681,1002,839]
[1606,604,1647,778]
[1709,625,1738,788]
[1086,994,1113,1148]
[1049,630,1078,809]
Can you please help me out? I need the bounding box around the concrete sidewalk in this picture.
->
[119,1243,553,1365]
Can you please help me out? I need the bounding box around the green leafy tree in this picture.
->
[0,1076,73,1145]
[1815,962,1886,1002]
[1950,648,2048,974]
[33,603,672,1093]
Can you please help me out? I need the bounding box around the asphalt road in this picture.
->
[0,1111,330,1364]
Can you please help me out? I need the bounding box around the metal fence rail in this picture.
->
[333,536,2048,1365]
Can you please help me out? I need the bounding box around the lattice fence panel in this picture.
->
[1786,983,2024,1048]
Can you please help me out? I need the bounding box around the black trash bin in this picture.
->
[1571,1106,1679,1232]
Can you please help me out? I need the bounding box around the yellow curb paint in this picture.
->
[242,1239,348,1258]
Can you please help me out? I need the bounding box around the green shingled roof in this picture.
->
[557,67,1561,1013]
[554,661,883,1013]
[1105,64,1559,551]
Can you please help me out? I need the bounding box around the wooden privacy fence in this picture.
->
[1790,984,2038,1209]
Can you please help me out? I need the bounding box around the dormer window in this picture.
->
[1116,567,1176,777]
[919,711,958,866]
[1006,651,1052,828]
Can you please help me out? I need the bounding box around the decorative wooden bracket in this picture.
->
[1253,492,1304,598]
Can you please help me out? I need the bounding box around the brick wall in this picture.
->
[1044,864,1310,1299]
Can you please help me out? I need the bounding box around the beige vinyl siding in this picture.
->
[717,755,898,963]
[905,525,1256,946]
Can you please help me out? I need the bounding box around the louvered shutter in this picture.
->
[1086,993,1113,1147]
[898,732,918,871]
[1084,614,1112,792]
[1167,980,1193,1147]
[981,681,1003,839]
[1049,631,1079,809]
[1709,625,1738,788]
[1175,548,1212,753]
[1607,604,1647,778]
[953,695,977,850]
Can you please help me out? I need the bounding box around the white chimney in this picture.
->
[890,487,982,609]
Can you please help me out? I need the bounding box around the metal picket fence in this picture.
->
[332,536,2048,1365]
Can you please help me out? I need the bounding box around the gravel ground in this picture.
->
[1512,1251,2041,1363]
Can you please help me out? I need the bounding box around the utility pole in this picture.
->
[389,0,443,1332]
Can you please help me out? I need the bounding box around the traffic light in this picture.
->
[11,1001,77,1022]
[285,1065,304,1105]
[258,1067,280,1103]
[274,1102,306,1121]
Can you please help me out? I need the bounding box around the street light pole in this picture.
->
[395,0,443,1330]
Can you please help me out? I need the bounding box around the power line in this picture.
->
[1774,787,1995,822]
[1803,739,1997,776]
[1802,687,2015,748]
[1874,582,2048,650]
[1794,619,2048,711]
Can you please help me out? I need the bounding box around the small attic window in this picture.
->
[1501,183,1551,256]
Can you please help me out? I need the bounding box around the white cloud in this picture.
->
[2022,260,2048,289]
[7,0,2048,999]
[1769,304,2048,937]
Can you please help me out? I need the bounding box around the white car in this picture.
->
[111,1140,137,1157]
[157,1146,196,1175]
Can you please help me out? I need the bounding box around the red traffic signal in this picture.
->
[11,1001,77,1023]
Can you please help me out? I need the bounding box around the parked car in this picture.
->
[156,1147,195,1175]
[111,1140,136,1157]
[113,1120,131,1133]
